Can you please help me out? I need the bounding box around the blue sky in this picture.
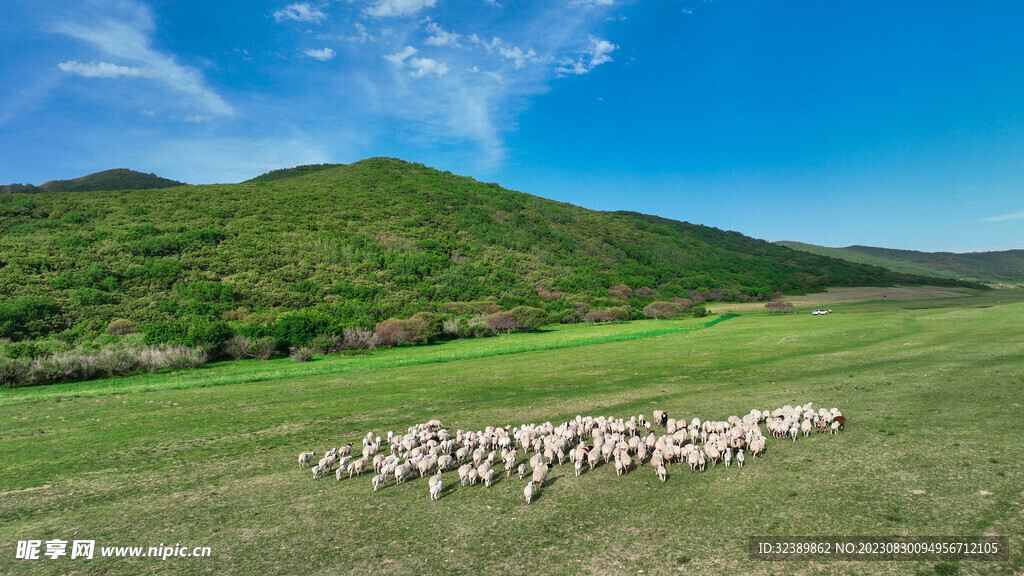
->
[2,0,1023,252]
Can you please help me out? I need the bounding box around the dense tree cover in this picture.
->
[0,157,973,353]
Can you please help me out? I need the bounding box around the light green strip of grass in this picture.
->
[0,315,737,405]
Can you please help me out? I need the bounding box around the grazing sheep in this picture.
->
[705,445,720,468]
[656,464,667,482]
[574,458,584,477]
[372,473,386,492]
[736,449,745,468]
[483,469,494,488]
[319,454,337,471]
[687,450,700,472]
[723,448,732,468]
[430,479,442,501]
[817,420,828,434]
[348,457,367,478]
[532,463,549,487]
[468,469,479,486]
[524,482,534,504]
[311,463,326,479]
[428,471,443,490]
[830,421,840,435]
[801,419,812,437]
[458,464,473,486]
[518,463,527,479]
[833,415,846,430]
[298,451,315,469]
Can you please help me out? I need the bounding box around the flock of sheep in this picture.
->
[298,404,846,504]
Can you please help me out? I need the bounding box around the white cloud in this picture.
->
[384,45,418,66]
[58,60,157,78]
[423,22,461,47]
[555,35,617,75]
[572,0,614,5]
[385,46,448,77]
[184,114,212,123]
[56,1,232,117]
[408,57,449,77]
[497,44,538,69]
[364,0,437,18]
[982,212,1024,222]
[305,47,337,61]
[273,3,327,24]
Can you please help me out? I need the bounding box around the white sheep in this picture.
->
[458,464,473,486]
[372,473,386,492]
[430,479,442,501]
[518,463,527,479]
[483,469,494,488]
[656,464,667,482]
[298,451,315,469]
[311,463,326,479]
[523,482,534,504]
[532,463,549,487]
[736,449,745,468]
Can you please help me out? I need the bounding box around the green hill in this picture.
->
[0,168,184,194]
[777,241,1024,283]
[0,157,971,343]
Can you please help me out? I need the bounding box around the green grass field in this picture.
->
[1,294,1022,575]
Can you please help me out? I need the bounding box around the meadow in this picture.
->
[1,290,1022,575]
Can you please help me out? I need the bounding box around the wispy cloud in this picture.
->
[982,211,1024,222]
[305,47,337,61]
[58,60,157,78]
[56,1,232,117]
[555,36,617,75]
[385,46,448,77]
[423,22,461,47]
[573,0,614,6]
[274,3,327,24]
[364,0,438,18]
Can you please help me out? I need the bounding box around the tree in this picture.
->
[608,284,633,299]
[510,306,548,331]
[643,301,683,319]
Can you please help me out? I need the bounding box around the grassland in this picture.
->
[1,294,1022,575]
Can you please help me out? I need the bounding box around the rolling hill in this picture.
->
[0,158,973,342]
[0,168,185,194]
[776,241,1024,283]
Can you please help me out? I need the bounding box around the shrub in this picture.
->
[510,306,548,331]
[248,337,276,360]
[310,333,344,355]
[635,287,658,296]
[485,311,518,335]
[223,335,251,360]
[372,318,415,347]
[535,287,565,300]
[406,312,442,344]
[607,284,633,299]
[584,306,629,323]
[643,301,683,319]
[342,327,374,350]
[106,318,138,335]
[0,356,31,387]
[273,310,331,348]
[160,345,209,370]
[670,297,694,311]
[691,303,708,318]
[289,346,313,362]
[765,301,795,313]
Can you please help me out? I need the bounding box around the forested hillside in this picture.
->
[0,157,968,345]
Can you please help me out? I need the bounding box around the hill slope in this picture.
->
[0,158,970,341]
[777,241,1024,283]
[0,169,184,194]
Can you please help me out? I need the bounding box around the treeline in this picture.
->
[0,289,712,387]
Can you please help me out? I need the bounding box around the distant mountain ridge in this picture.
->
[776,241,1024,283]
[1,169,185,194]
